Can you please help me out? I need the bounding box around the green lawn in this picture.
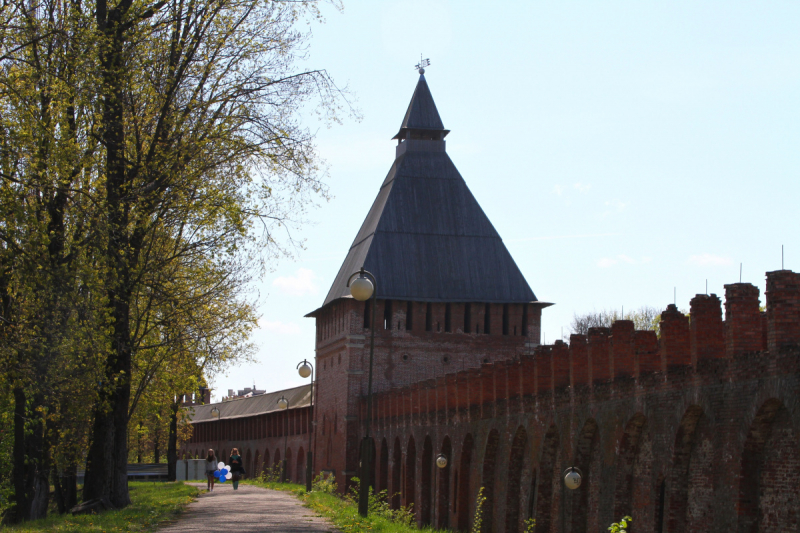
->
[5,482,199,532]
[242,479,445,533]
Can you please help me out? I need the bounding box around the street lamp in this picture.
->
[211,407,220,418]
[436,453,448,469]
[297,359,315,492]
[347,267,377,517]
[278,395,289,482]
[563,466,582,490]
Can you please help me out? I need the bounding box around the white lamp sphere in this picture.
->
[436,454,448,469]
[298,363,312,378]
[350,277,374,301]
[277,398,288,410]
[564,470,582,490]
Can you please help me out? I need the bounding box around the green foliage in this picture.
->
[311,471,338,494]
[345,477,415,526]
[301,489,440,533]
[0,0,352,517]
[524,517,536,533]
[608,515,633,533]
[257,463,285,484]
[471,486,487,533]
[3,482,198,532]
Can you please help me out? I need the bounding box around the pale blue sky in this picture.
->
[212,1,800,400]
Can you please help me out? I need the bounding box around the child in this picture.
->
[205,449,219,491]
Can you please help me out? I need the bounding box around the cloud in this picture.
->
[258,320,301,335]
[573,182,592,193]
[272,268,318,296]
[605,199,628,212]
[597,255,651,268]
[687,254,734,267]
[552,184,564,196]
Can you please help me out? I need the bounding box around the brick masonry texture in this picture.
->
[181,269,800,533]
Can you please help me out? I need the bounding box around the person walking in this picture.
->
[229,448,245,490]
[205,449,219,492]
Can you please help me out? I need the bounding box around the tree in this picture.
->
[566,306,662,338]
[1,0,349,517]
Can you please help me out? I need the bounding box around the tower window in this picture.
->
[426,302,433,332]
[444,303,452,332]
[384,299,392,330]
[502,303,509,335]
[406,301,413,331]
[364,300,371,329]
[522,303,529,336]
[484,303,491,334]
[464,303,472,333]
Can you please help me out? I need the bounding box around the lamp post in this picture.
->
[277,395,289,482]
[347,267,377,517]
[297,359,315,492]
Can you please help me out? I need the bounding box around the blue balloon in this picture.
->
[218,477,226,482]
[220,468,228,476]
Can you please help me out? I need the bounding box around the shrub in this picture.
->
[609,515,633,533]
[471,486,486,533]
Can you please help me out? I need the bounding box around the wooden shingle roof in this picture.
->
[183,384,311,424]
[316,75,541,310]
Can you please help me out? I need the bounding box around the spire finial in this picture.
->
[415,54,430,75]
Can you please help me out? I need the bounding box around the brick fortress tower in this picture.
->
[306,73,551,488]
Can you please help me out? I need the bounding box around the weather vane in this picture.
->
[415,54,430,74]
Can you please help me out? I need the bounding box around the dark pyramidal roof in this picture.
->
[319,74,539,308]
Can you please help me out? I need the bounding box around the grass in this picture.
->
[242,477,445,533]
[5,481,199,532]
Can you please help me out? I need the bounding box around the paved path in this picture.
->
[159,483,339,532]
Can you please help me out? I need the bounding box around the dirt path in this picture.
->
[159,483,338,532]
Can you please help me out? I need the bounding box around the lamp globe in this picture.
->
[436,454,448,469]
[298,362,312,379]
[564,469,582,490]
[350,276,374,301]
[277,397,288,410]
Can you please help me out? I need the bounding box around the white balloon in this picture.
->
[226,472,232,480]
[225,464,231,471]
[217,462,225,470]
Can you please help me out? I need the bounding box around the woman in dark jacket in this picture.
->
[229,448,245,490]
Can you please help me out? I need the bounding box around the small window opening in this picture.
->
[484,304,491,334]
[384,300,392,330]
[426,303,433,332]
[402,354,409,361]
[364,300,371,329]
[406,301,413,331]
[436,322,441,332]
[338,354,342,365]
[483,357,490,364]
[656,478,666,533]
[453,471,459,513]
[444,303,452,332]
[522,304,529,336]
[514,326,517,335]
[443,356,449,363]
[502,303,509,335]
[464,303,472,333]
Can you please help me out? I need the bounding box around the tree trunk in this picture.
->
[53,464,78,514]
[11,387,31,522]
[167,399,179,481]
[11,388,50,522]
[82,1,134,507]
